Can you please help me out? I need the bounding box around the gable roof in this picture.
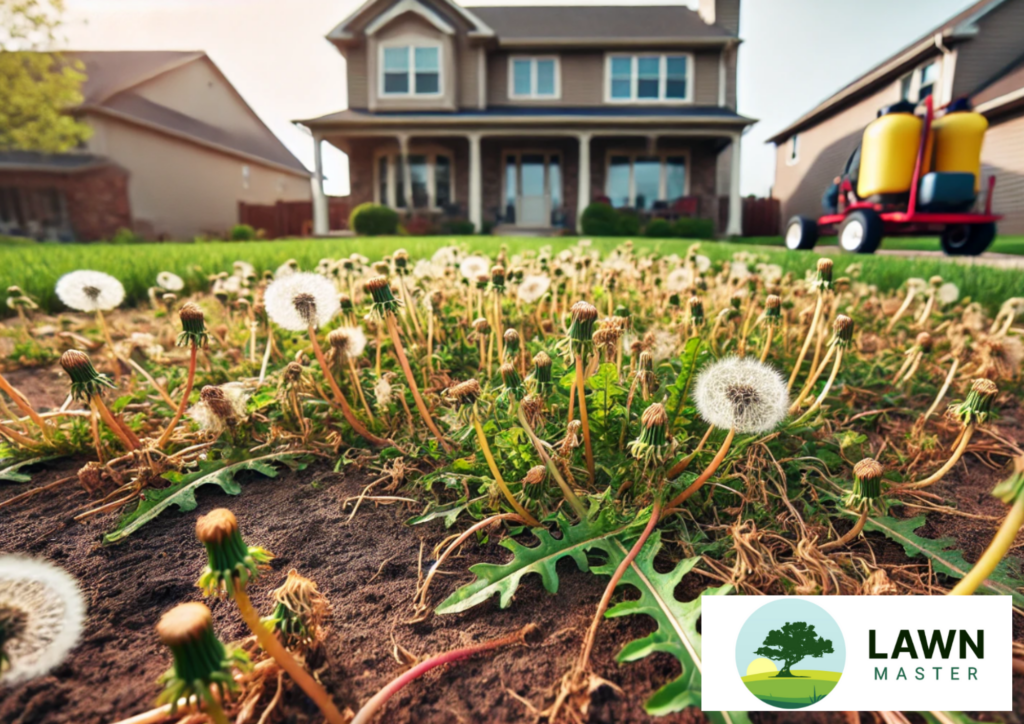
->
[64,51,309,177]
[766,0,1009,144]
[972,51,1024,113]
[469,5,736,45]
[328,0,494,43]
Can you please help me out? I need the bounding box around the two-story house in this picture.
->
[299,0,754,235]
[769,0,1024,235]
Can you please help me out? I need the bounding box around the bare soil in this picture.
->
[1,418,1022,723]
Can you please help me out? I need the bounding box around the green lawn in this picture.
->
[2,235,1021,314]
[742,235,1024,255]
[742,670,842,709]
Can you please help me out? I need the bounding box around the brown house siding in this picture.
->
[693,51,720,106]
[773,81,901,227]
[458,41,480,109]
[983,109,1024,234]
[726,46,737,109]
[951,0,1024,99]
[345,48,368,109]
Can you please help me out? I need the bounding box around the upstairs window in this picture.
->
[788,134,799,165]
[381,44,441,96]
[510,56,559,99]
[607,54,692,102]
[899,60,940,104]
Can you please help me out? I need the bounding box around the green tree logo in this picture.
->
[754,621,835,678]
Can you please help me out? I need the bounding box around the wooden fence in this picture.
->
[238,197,350,238]
[718,196,782,237]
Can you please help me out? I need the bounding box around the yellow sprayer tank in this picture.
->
[857,104,923,198]
[933,110,988,191]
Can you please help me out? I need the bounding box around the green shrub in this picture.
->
[349,203,399,236]
[616,210,641,236]
[110,227,143,244]
[230,224,256,241]
[645,218,673,238]
[0,235,37,247]
[580,202,620,236]
[673,217,716,240]
[441,219,477,235]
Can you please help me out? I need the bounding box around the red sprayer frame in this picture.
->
[817,95,1001,233]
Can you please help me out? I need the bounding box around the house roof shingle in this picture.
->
[0,151,113,173]
[469,5,735,43]
[972,52,1024,108]
[62,51,309,176]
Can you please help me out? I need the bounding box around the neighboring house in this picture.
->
[299,0,753,235]
[768,0,1024,234]
[0,51,311,241]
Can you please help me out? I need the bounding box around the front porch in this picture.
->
[305,113,748,236]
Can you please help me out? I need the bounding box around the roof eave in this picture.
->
[976,86,1024,116]
[296,113,756,130]
[495,36,736,49]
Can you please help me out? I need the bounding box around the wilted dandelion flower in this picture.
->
[156,271,184,292]
[694,357,789,433]
[937,282,960,306]
[275,259,299,278]
[0,556,86,684]
[694,254,711,273]
[55,270,125,312]
[459,255,489,280]
[517,275,551,303]
[264,273,339,331]
[327,327,367,359]
[373,374,394,408]
[189,383,249,434]
[665,267,693,293]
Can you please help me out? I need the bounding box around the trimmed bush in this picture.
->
[349,203,399,236]
[616,210,641,236]
[580,202,620,236]
[441,219,476,235]
[230,224,256,241]
[110,227,143,245]
[645,218,673,238]
[673,217,716,240]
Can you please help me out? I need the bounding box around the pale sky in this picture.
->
[61,0,969,197]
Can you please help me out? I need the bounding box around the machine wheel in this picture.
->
[838,210,883,254]
[940,223,996,256]
[785,216,819,250]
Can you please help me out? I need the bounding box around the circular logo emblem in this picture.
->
[734,599,846,709]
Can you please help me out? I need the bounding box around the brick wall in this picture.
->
[0,164,131,241]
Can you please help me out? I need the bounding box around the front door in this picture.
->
[505,152,562,228]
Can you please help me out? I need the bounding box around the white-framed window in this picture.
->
[787,134,799,165]
[508,56,560,99]
[375,151,454,210]
[380,43,442,97]
[605,53,692,103]
[605,151,689,209]
[899,60,940,103]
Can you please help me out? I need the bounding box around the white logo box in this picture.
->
[702,595,1012,712]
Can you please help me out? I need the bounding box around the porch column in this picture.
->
[398,133,412,211]
[468,132,482,232]
[312,133,328,236]
[726,132,743,237]
[577,132,592,229]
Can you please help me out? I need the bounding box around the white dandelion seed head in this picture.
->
[647,328,677,363]
[337,327,368,358]
[213,275,243,296]
[756,263,783,283]
[694,254,711,273]
[220,382,251,419]
[962,302,986,331]
[264,273,340,331]
[905,277,928,296]
[274,261,298,278]
[373,376,394,408]
[412,259,435,280]
[233,261,255,278]
[0,556,86,685]
[55,270,125,312]
[156,272,184,292]
[937,282,960,306]
[517,275,551,304]
[187,401,224,434]
[459,255,489,280]
[431,245,461,267]
[694,357,789,433]
[729,261,751,280]
[999,297,1024,319]
[665,267,693,293]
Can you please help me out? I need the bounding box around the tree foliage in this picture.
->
[753,621,834,677]
[0,0,91,152]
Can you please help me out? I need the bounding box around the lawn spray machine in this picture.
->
[785,95,1001,255]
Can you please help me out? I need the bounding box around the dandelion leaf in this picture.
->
[103,453,309,544]
[435,508,626,614]
[666,337,708,429]
[0,455,61,483]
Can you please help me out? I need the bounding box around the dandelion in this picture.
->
[264,273,339,332]
[156,271,184,292]
[886,277,928,332]
[158,303,206,449]
[821,459,885,551]
[193,509,347,724]
[665,267,693,293]
[664,358,788,515]
[189,384,249,436]
[566,301,598,485]
[263,569,330,651]
[373,375,394,408]
[628,402,671,469]
[759,294,782,362]
[788,258,832,392]
[459,255,489,280]
[517,274,550,304]
[791,314,855,419]
[55,270,125,312]
[274,259,298,278]
[0,556,85,684]
[937,282,960,306]
[328,327,374,419]
[61,350,140,453]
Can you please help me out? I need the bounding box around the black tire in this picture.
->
[837,209,883,254]
[784,216,819,250]
[940,222,996,256]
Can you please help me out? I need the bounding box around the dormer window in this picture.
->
[606,53,692,103]
[509,56,559,99]
[381,44,441,96]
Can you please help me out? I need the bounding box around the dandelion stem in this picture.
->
[790,347,844,425]
[384,313,451,451]
[233,587,347,724]
[308,326,388,447]
[820,507,869,551]
[575,354,595,486]
[787,293,823,392]
[202,699,230,724]
[758,325,774,363]
[791,343,837,413]
[922,356,960,422]
[347,357,375,422]
[516,404,586,518]
[91,395,140,451]
[886,288,917,333]
[471,408,540,526]
[157,343,197,449]
[666,424,715,480]
[897,424,974,490]
[661,427,736,515]
[0,373,50,441]
[0,420,38,448]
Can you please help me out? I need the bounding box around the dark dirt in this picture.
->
[1,420,1022,724]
